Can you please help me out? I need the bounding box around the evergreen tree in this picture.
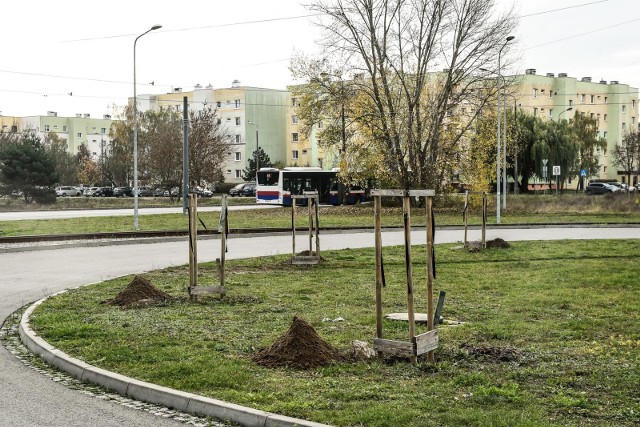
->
[0,130,58,203]
[242,147,273,181]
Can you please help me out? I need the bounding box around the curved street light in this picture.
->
[133,24,162,230]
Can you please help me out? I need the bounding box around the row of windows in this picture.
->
[43,124,107,134]
[215,100,242,108]
[532,89,637,110]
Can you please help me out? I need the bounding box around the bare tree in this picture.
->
[612,131,640,192]
[297,0,516,190]
[141,107,182,191]
[188,106,230,187]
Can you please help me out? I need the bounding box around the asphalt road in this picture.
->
[1,226,639,426]
[0,204,276,221]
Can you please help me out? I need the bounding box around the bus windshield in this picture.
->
[257,171,279,186]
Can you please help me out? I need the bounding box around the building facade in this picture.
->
[514,69,639,185]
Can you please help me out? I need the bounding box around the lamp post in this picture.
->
[133,24,161,230]
[495,35,514,224]
[247,121,259,181]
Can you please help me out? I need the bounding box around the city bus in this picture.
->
[256,167,368,206]
[256,167,337,206]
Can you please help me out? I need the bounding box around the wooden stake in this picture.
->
[403,196,417,364]
[292,198,296,257]
[188,194,198,299]
[463,190,469,247]
[374,195,383,356]
[426,196,435,363]
[314,194,320,258]
[482,192,487,249]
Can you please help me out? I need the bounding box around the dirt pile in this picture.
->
[253,316,344,369]
[485,238,512,249]
[104,275,171,307]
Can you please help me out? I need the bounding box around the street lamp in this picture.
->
[558,106,573,120]
[133,24,161,230]
[495,35,514,224]
[247,121,259,181]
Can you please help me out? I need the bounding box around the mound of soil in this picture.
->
[252,316,344,370]
[461,343,521,363]
[104,275,171,307]
[485,238,512,249]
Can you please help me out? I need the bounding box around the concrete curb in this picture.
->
[19,296,331,427]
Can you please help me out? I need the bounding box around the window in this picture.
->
[92,127,96,131]
[235,134,241,143]
[63,126,67,132]
[292,150,299,160]
[597,113,601,120]
[633,100,637,108]
[604,114,607,122]
[604,97,608,104]
[581,94,585,103]
[77,132,82,138]
[291,115,298,124]
[549,109,553,118]
[632,117,636,125]
[292,132,299,142]
[549,91,553,98]
[590,95,594,104]
[216,101,221,108]
[569,99,573,107]
[226,169,232,174]
[11,125,17,133]
[622,122,626,130]
[533,107,538,117]
[217,118,222,125]
[235,170,242,179]
[53,125,58,129]
[603,131,608,138]
[234,99,241,108]
[291,97,298,107]
[235,117,241,126]
[590,113,594,119]
[533,88,538,98]
[235,152,241,161]
[622,105,626,113]
[226,117,232,122]
[101,128,106,134]
[44,125,50,132]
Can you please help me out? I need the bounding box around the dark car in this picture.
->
[153,187,167,197]
[585,182,616,195]
[190,186,213,197]
[229,182,252,197]
[113,187,133,197]
[94,187,114,197]
[242,183,256,197]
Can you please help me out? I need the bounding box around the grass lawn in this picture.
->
[1,194,640,237]
[30,239,640,426]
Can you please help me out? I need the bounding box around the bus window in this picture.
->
[258,172,279,186]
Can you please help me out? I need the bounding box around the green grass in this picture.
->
[30,239,640,426]
[1,194,640,237]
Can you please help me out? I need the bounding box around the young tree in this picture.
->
[242,147,273,181]
[0,130,58,203]
[141,107,182,191]
[76,144,101,185]
[612,131,640,192]
[104,105,134,186]
[294,0,516,191]
[569,111,607,190]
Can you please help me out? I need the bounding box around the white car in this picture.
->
[55,186,81,196]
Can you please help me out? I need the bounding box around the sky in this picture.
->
[0,0,638,119]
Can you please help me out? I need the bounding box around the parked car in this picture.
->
[137,186,154,197]
[113,187,133,197]
[190,186,213,197]
[55,186,82,197]
[83,187,100,197]
[585,182,617,195]
[94,187,114,197]
[241,183,256,197]
[229,182,252,197]
[153,187,167,197]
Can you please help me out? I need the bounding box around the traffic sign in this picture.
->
[553,166,561,176]
[580,169,587,177]
[542,159,548,166]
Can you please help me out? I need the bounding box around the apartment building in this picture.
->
[137,81,289,184]
[0,115,20,134]
[514,69,639,184]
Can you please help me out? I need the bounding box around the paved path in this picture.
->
[0,204,276,221]
[1,226,639,426]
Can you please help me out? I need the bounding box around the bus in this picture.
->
[256,167,367,206]
[256,167,336,206]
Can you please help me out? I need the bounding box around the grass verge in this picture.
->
[30,239,640,426]
[1,194,640,237]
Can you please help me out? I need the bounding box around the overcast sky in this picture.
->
[0,0,637,118]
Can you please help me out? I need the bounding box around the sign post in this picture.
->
[552,165,561,195]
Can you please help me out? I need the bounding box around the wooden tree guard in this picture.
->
[462,191,487,249]
[291,191,321,265]
[372,189,438,364]
[188,194,226,301]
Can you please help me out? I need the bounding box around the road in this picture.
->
[0,204,276,221]
[1,226,639,426]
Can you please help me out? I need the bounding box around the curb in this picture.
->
[19,296,331,427]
